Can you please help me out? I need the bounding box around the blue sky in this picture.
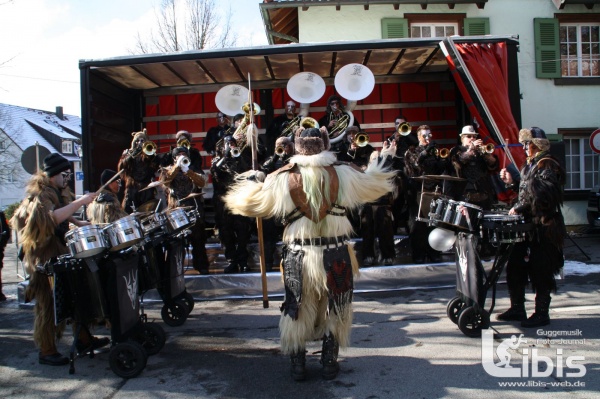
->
[0,0,268,116]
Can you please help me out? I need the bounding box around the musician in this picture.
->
[259,136,294,271]
[318,95,360,157]
[265,100,299,154]
[161,146,211,274]
[404,125,448,263]
[118,129,162,213]
[86,169,127,224]
[343,127,374,167]
[224,126,395,381]
[210,135,253,273]
[11,154,108,366]
[386,115,418,234]
[360,141,397,266]
[0,210,10,301]
[203,112,230,157]
[497,127,566,328]
[449,125,499,210]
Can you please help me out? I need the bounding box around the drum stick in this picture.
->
[503,138,509,169]
[95,169,125,195]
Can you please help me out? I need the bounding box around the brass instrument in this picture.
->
[279,115,302,138]
[181,156,191,166]
[275,146,285,156]
[230,147,242,158]
[178,139,191,150]
[478,143,495,154]
[232,102,261,152]
[329,112,351,140]
[143,141,157,156]
[300,116,319,129]
[434,147,450,158]
[398,122,412,136]
[353,132,370,147]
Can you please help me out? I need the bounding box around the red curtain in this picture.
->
[446,42,525,170]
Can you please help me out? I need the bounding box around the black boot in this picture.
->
[521,291,551,328]
[223,262,239,274]
[320,333,340,380]
[497,285,527,322]
[290,350,306,381]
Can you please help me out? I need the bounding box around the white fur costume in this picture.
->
[224,150,394,354]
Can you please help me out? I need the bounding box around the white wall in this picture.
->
[297,0,598,225]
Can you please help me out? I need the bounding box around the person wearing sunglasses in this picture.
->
[11,153,106,366]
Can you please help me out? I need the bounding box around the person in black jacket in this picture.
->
[0,210,10,301]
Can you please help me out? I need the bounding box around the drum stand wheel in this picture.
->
[161,299,189,327]
[457,306,491,338]
[109,341,148,379]
[181,291,195,314]
[446,297,465,325]
[139,322,166,356]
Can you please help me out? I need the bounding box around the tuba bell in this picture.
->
[331,64,375,144]
[300,116,319,129]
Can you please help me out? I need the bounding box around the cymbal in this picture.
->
[139,181,164,192]
[130,211,152,217]
[420,174,466,182]
[136,199,160,213]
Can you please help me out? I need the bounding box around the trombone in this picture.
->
[142,141,157,156]
[398,122,411,136]
[275,146,286,156]
[178,138,191,150]
[353,132,370,147]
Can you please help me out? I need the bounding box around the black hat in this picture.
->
[171,146,189,159]
[43,153,71,177]
[100,169,117,185]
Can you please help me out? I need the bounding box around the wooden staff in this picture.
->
[247,73,269,309]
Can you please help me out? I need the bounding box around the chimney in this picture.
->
[56,106,64,120]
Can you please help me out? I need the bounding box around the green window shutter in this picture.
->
[464,18,490,36]
[382,18,408,39]
[534,18,560,78]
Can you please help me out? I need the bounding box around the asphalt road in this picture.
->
[1,232,599,399]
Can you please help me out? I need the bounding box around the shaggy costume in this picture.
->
[118,129,162,213]
[161,147,210,273]
[224,127,394,380]
[11,172,74,358]
[497,128,566,327]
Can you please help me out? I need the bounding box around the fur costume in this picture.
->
[224,148,395,355]
[11,172,75,352]
[118,143,161,213]
[86,189,128,224]
[449,145,498,208]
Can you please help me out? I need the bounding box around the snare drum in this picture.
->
[65,225,110,258]
[162,208,192,234]
[103,215,145,251]
[140,213,166,235]
[481,213,532,244]
[429,197,451,223]
[451,202,483,233]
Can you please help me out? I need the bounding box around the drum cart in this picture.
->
[48,249,166,378]
[445,214,533,337]
[138,208,198,327]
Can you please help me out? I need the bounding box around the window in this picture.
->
[560,23,600,77]
[382,15,488,39]
[0,141,6,150]
[411,23,457,38]
[564,137,600,190]
[62,140,73,154]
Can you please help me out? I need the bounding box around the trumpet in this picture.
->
[398,122,411,136]
[143,141,157,156]
[181,156,191,166]
[434,147,450,158]
[178,139,191,150]
[353,132,370,147]
[230,147,242,158]
[279,115,302,138]
[275,146,285,156]
[478,143,495,154]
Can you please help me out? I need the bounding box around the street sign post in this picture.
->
[590,129,600,154]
